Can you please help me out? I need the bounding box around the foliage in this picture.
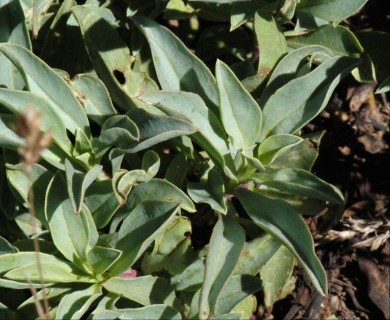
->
[0,0,387,319]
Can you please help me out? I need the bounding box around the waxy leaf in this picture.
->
[65,159,103,213]
[199,211,245,319]
[126,178,195,213]
[125,109,198,153]
[188,167,227,214]
[255,10,287,73]
[56,285,102,320]
[216,60,262,150]
[72,6,157,109]
[103,276,179,308]
[234,189,327,295]
[260,245,295,307]
[142,91,237,180]
[0,0,31,90]
[0,89,73,153]
[0,115,25,149]
[297,0,368,23]
[0,252,89,283]
[109,201,180,276]
[70,74,117,126]
[259,55,359,140]
[0,43,89,136]
[253,168,344,204]
[45,172,98,272]
[93,305,181,320]
[133,16,219,113]
[214,275,262,316]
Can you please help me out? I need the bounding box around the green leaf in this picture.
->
[234,234,282,275]
[98,115,139,149]
[287,25,363,57]
[45,172,98,271]
[199,211,245,319]
[376,77,390,94]
[165,153,190,188]
[255,10,287,73]
[87,246,122,275]
[0,89,73,153]
[70,74,117,126]
[142,91,237,180]
[124,109,198,153]
[0,252,90,283]
[109,201,181,276]
[216,60,262,150]
[31,0,55,37]
[214,275,262,316]
[133,16,219,113]
[93,305,182,320]
[65,159,103,214]
[260,245,295,306]
[84,180,120,229]
[259,45,333,105]
[258,136,318,170]
[0,235,17,254]
[0,114,25,149]
[6,163,52,227]
[103,276,180,308]
[125,178,196,213]
[112,151,160,205]
[188,167,227,214]
[56,285,102,319]
[234,189,327,295]
[297,0,368,22]
[171,258,205,292]
[0,0,31,90]
[253,168,344,204]
[0,43,89,136]
[0,0,30,48]
[72,6,157,109]
[259,55,359,140]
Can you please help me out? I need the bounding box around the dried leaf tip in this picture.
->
[14,105,52,172]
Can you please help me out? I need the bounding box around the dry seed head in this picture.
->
[15,106,52,171]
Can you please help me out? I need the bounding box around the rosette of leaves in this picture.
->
[0,0,387,319]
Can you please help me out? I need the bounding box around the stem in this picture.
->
[26,166,50,320]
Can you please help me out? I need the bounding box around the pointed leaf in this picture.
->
[216,60,262,150]
[109,201,180,276]
[214,275,262,315]
[133,16,219,112]
[124,109,198,153]
[260,245,295,306]
[255,10,287,73]
[45,172,98,270]
[234,189,327,295]
[142,91,237,180]
[259,56,359,139]
[72,6,157,109]
[0,43,89,135]
[297,0,368,22]
[199,212,245,319]
[253,168,344,204]
[56,285,102,320]
[125,178,195,213]
[188,167,227,214]
[103,276,179,308]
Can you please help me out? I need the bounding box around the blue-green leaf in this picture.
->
[234,189,327,295]
[133,16,219,112]
[216,60,262,150]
